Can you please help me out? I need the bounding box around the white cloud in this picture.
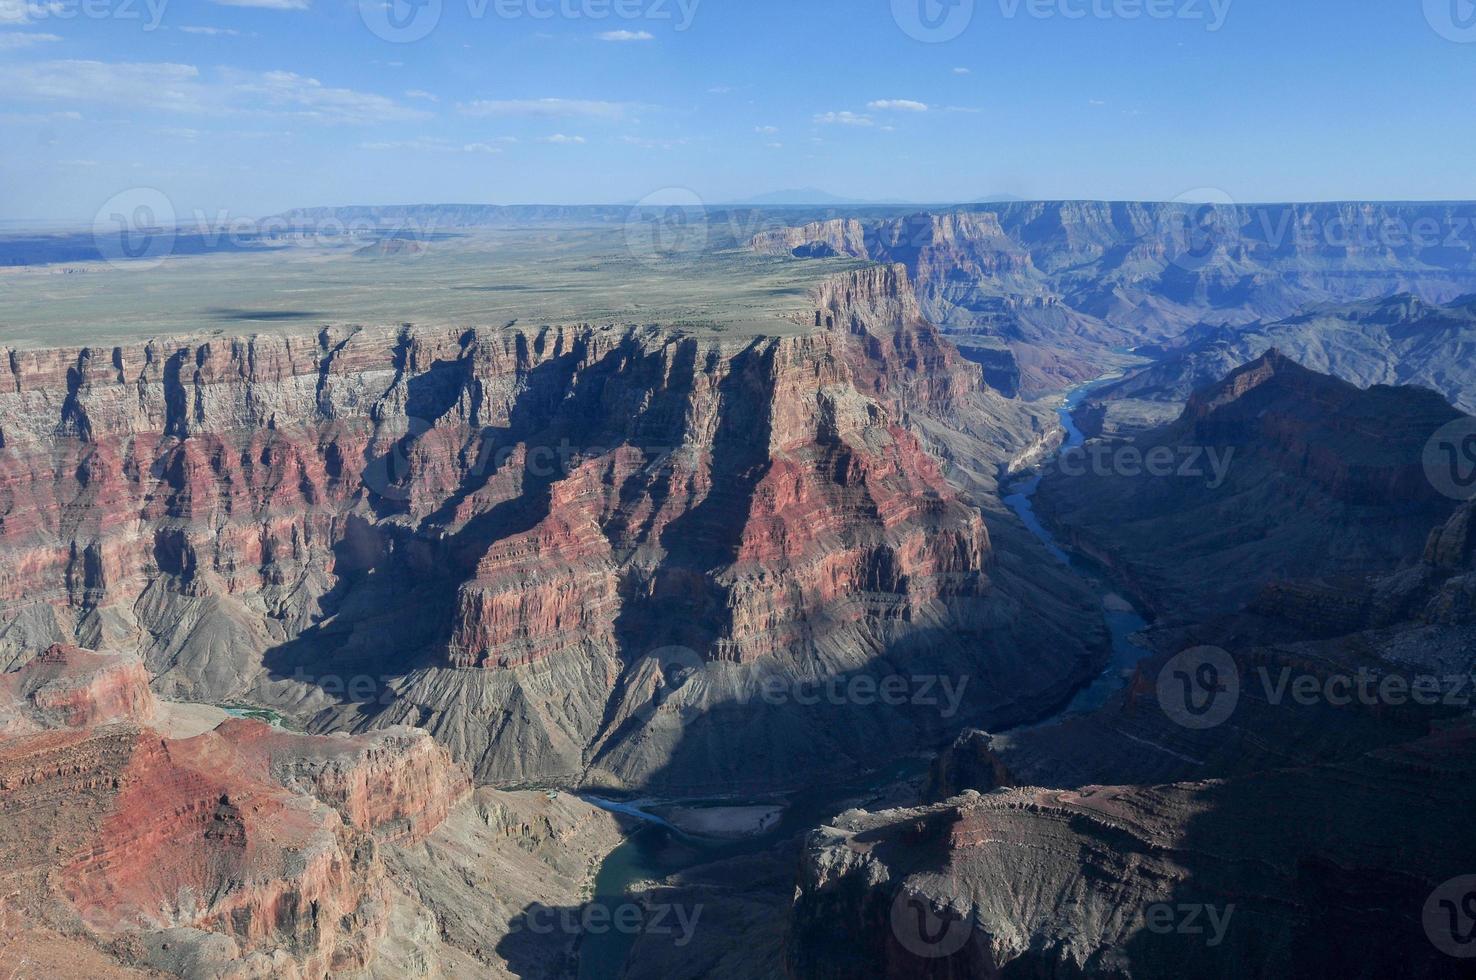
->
[405,89,439,102]
[813,111,872,127]
[227,69,429,123]
[755,125,778,134]
[765,142,782,149]
[0,60,427,124]
[0,29,58,47]
[1089,98,1106,106]
[538,133,586,144]
[180,25,242,35]
[868,99,928,112]
[598,29,653,41]
[458,98,632,120]
[707,85,734,94]
[953,67,970,74]
[360,137,500,154]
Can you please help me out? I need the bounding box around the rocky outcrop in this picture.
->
[1099,293,1476,415]
[790,544,1476,979]
[0,271,1099,791]
[1036,351,1468,619]
[0,643,155,731]
[0,638,556,978]
[753,203,1476,394]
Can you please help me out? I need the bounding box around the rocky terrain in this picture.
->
[0,265,1105,794]
[1035,350,1468,620]
[1095,292,1476,415]
[0,641,633,978]
[752,202,1476,394]
[782,363,1476,979]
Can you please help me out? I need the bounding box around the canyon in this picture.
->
[2,204,1475,978]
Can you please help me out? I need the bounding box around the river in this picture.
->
[576,378,1154,979]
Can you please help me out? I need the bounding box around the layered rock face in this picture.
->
[784,359,1476,980]
[1035,350,1468,620]
[0,643,475,978]
[752,202,1476,393]
[0,267,1100,790]
[1099,292,1476,415]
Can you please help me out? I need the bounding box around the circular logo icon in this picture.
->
[1424,417,1476,502]
[1159,188,1237,273]
[1425,0,1476,43]
[628,645,707,726]
[92,188,176,270]
[359,0,442,43]
[1424,875,1476,957]
[623,188,709,269]
[361,415,433,503]
[890,888,973,959]
[891,0,975,42]
[1157,645,1239,730]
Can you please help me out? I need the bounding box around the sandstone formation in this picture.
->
[0,267,1105,791]
[0,641,634,978]
[751,202,1476,394]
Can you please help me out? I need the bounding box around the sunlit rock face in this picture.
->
[0,267,1103,790]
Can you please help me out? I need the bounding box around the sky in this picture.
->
[1,0,1475,221]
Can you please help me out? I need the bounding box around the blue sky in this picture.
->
[1,0,1474,220]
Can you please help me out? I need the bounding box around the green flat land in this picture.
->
[0,225,867,348]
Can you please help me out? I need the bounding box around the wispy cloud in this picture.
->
[360,137,502,154]
[814,111,873,127]
[538,133,586,144]
[180,25,242,35]
[0,60,428,123]
[458,98,633,120]
[953,67,971,75]
[0,29,58,47]
[226,69,429,123]
[598,29,653,41]
[755,125,778,134]
[868,99,928,112]
[405,89,439,102]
